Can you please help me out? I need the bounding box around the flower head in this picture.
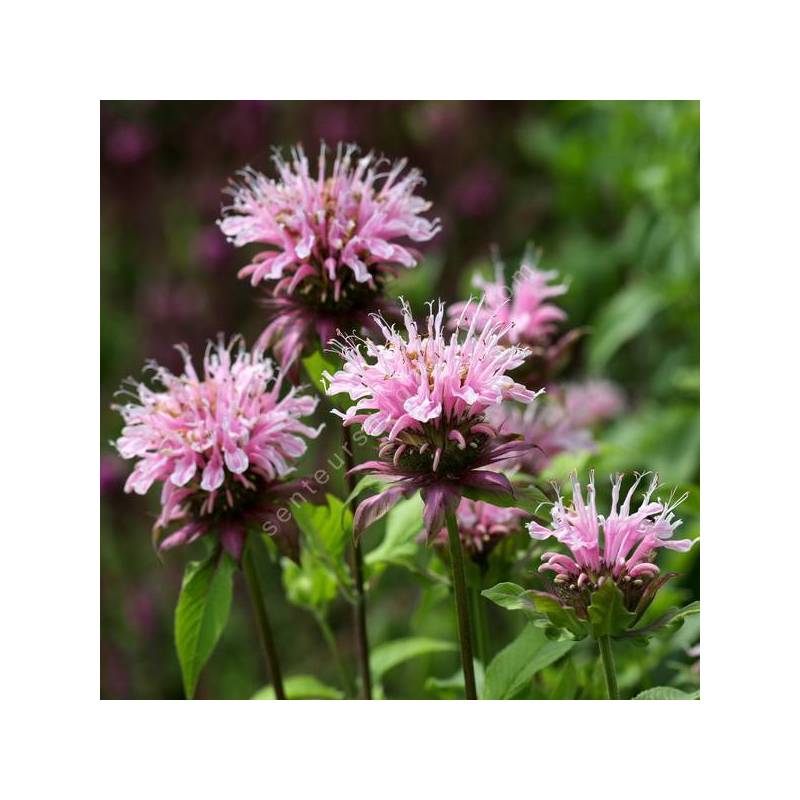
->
[562,379,625,428]
[219,143,440,370]
[324,299,540,536]
[113,337,322,561]
[448,249,567,347]
[429,498,527,560]
[528,472,695,611]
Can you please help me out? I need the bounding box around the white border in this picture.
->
[3,0,799,796]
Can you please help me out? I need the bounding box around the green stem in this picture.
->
[469,583,489,668]
[598,635,619,700]
[316,614,354,698]
[342,425,373,699]
[243,547,286,699]
[445,508,478,699]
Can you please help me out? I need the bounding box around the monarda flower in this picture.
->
[448,250,581,384]
[113,337,322,562]
[218,143,441,371]
[489,397,595,475]
[528,472,695,614]
[561,379,625,428]
[429,498,527,561]
[324,299,540,537]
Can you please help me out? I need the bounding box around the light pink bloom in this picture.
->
[562,379,625,428]
[324,299,541,537]
[113,337,322,560]
[430,498,527,559]
[448,251,567,347]
[218,143,440,370]
[489,397,594,475]
[528,472,695,589]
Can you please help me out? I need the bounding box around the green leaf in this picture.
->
[461,481,549,519]
[481,582,536,612]
[425,660,485,699]
[302,349,339,395]
[587,580,636,638]
[280,555,338,613]
[482,583,589,640]
[293,494,352,563]
[539,449,593,483]
[483,624,575,700]
[366,493,423,568]
[634,686,699,700]
[369,637,457,682]
[551,657,579,699]
[252,675,345,700]
[174,552,236,699]
[625,600,700,640]
[530,592,590,639]
[344,474,389,508]
[588,282,665,373]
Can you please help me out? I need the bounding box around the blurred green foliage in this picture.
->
[101,100,698,699]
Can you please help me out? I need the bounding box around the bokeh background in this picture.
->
[101,100,699,699]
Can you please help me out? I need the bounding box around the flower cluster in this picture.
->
[562,379,625,428]
[528,472,694,610]
[430,498,527,560]
[448,250,583,384]
[489,397,595,475]
[113,337,322,560]
[324,299,540,535]
[219,143,440,370]
[447,251,567,344]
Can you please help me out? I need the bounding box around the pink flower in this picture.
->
[562,380,625,428]
[324,299,540,537]
[218,143,440,370]
[489,397,595,475]
[113,337,322,560]
[430,498,527,559]
[528,472,695,591]
[448,250,567,347]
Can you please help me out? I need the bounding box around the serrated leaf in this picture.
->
[369,637,457,682]
[587,580,636,638]
[174,552,235,699]
[366,493,423,568]
[483,624,575,700]
[252,675,345,700]
[482,583,589,640]
[634,686,698,700]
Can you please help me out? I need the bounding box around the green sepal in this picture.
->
[587,580,637,638]
[622,600,700,643]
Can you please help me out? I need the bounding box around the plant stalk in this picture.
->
[598,635,619,700]
[445,508,478,699]
[342,425,373,699]
[469,583,489,668]
[243,547,286,699]
[316,614,354,698]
